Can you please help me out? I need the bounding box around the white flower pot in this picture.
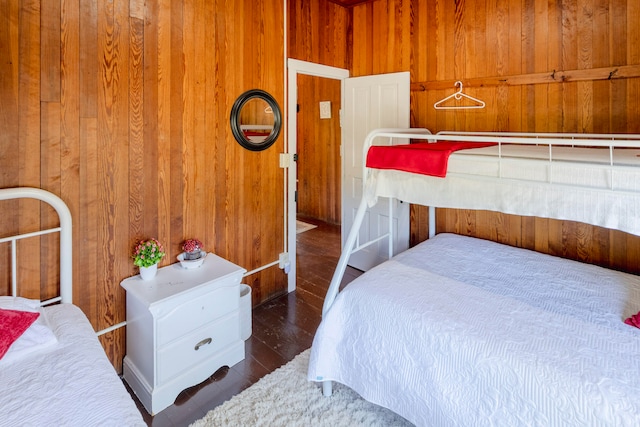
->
[139,263,158,281]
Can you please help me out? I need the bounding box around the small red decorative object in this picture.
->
[624,311,640,329]
[182,239,203,260]
[182,239,202,253]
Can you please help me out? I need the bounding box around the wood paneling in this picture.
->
[1,0,285,371]
[288,0,351,69]
[345,0,640,275]
[296,74,342,224]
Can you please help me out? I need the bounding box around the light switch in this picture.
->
[319,101,332,119]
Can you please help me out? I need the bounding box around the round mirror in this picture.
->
[230,89,282,151]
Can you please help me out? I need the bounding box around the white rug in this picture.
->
[296,220,317,234]
[190,349,413,427]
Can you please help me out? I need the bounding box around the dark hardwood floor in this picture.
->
[127,218,362,426]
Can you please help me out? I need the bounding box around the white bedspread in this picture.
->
[0,304,145,426]
[308,233,640,426]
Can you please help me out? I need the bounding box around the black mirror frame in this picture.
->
[230,89,282,152]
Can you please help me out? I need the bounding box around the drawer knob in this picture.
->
[194,337,212,351]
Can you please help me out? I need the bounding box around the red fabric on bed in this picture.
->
[0,309,40,359]
[366,141,498,177]
[243,130,270,136]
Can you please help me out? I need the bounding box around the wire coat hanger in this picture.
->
[433,81,486,110]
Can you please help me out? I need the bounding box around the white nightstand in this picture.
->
[121,253,246,415]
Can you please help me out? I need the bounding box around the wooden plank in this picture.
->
[546,0,562,132]
[351,2,373,76]
[79,0,97,118]
[577,0,594,133]
[0,17,15,283]
[609,0,627,132]
[156,0,172,264]
[192,0,207,243]
[95,0,130,367]
[18,0,41,297]
[112,0,132,371]
[0,0,20,190]
[129,15,144,246]
[372,0,388,74]
[507,0,522,131]
[182,0,196,241]
[40,0,60,102]
[60,0,81,306]
[39,110,61,299]
[40,102,61,299]
[287,0,350,70]
[451,0,467,130]
[169,0,184,263]
[410,64,640,91]
[141,0,159,245]
[534,0,549,132]
[628,0,640,134]
[591,0,609,133]
[130,0,144,19]
[561,0,578,132]
[203,0,218,257]
[79,117,98,328]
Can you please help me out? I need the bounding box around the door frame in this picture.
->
[286,59,349,292]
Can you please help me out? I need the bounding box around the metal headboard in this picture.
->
[0,187,72,304]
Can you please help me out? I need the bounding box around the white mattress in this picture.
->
[365,145,640,235]
[308,233,640,426]
[0,304,145,427]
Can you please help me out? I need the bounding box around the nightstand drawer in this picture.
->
[157,312,240,384]
[156,284,239,347]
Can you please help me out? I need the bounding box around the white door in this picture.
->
[342,72,411,271]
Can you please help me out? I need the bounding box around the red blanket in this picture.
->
[366,141,498,177]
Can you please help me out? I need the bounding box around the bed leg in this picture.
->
[322,197,369,317]
[322,380,333,397]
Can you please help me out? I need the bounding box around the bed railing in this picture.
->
[0,188,73,305]
[362,130,640,183]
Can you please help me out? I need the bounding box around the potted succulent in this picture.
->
[133,238,165,280]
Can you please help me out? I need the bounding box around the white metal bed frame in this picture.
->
[320,128,640,396]
[0,187,73,305]
[0,188,146,426]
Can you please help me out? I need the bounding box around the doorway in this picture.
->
[286,61,410,292]
[296,74,342,225]
[286,59,349,292]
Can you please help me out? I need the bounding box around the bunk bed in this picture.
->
[307,130,640,427]
[0,188,145,426]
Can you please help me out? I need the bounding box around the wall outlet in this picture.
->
[319,101,332,119]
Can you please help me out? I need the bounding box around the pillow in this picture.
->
[0,297,58,364]
[0,296,41,311]
[0,309,40,359]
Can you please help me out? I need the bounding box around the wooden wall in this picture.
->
[1,0,286,371]
[349,0,640,274]
[288,0,351,69]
